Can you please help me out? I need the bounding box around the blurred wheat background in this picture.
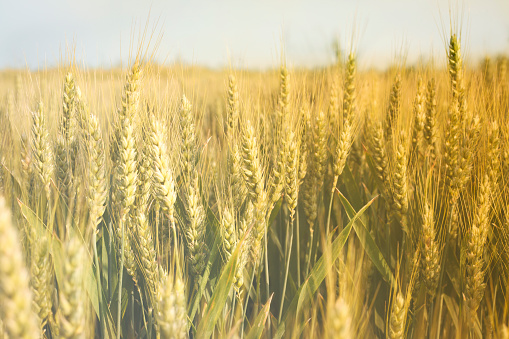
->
[1,1,509,339]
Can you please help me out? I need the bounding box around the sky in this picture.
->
[0,0,508,70]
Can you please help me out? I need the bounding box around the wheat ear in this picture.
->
[184,176,208,277]
[158,269,187,338]
[179,95,197,183]
[421,201,440,298]
[58,235,86,339]
[31,102,54,200]
[465,175,491,324]
[385,73,401,142]
[0,196,39,338]
[86,114,107,231]
[30,234,54,330]
[424,78,437,160]
[327,297,353,339]
[410,78,425,162]
[388,291,405,339]
[226,74,239,139]
[149,119,176,223]
[240,120,267,266]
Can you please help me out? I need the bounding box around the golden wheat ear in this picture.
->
[86,114,107,233]
[0,196,39,338]
[184,176,208,277]
[465,175,491,326]
[158,268,187,339]
[326,297,353,339]
[58,234,87,339]
[423,78,437,161]
[31,102,54,201]
[421,201,440,299]
[149,119,176,224]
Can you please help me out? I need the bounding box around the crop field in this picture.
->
[0,30,508,338]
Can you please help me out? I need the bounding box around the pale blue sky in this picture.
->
[1,0,508,70]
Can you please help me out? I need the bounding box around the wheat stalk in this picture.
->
[113,61,142,339]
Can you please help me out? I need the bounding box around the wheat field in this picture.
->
[0,32,508,339]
